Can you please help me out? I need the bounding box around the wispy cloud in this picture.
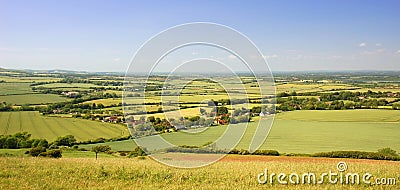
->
[228,54,236,59]
[263,54,278,59]
[37,48,49,51]
[375,43,382,47]
[0,47,18,52]
[113,58,121,62]
[359,42,366,47]
[396,50,400,54]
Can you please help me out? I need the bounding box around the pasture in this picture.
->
[0,111,128,141]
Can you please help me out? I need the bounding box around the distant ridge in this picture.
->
[1,67,400,76]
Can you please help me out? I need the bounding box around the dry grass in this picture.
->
[0,155,398,189]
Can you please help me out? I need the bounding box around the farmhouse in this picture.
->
[62,91,80,97]
[174,125,186,130]
[103,116,119,123]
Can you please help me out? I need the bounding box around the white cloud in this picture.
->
[375,43,382,47]
[228,54,236,59]
[0,47,18,52]
[359,43,366,47]
[113,58,121,62]
[396,50,400,54]
[263,54,278,59]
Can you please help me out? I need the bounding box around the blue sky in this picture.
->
[1,0,400,72]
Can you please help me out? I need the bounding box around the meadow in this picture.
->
[0,156,398,189]
[0,111,128,141]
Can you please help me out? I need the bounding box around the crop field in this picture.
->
[0,94,68,105]
[83,98,122,107]
[0,111,128,141]
[0,76,62,83]
[276,109,400,122]
[0,83,33,95]
[275,83,359,93]
[0,156,399,189]
[0,82,68,105]
[35,83,100,89]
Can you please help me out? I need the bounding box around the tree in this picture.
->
[199,108,207,115]
[129,146,147,157]
[92,145,111,160]
[54,135,76,147]
[147,116,155,123]
[4,137,17,149]
[216,106,228,115]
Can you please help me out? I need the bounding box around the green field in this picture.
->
[82,110,400,154]
[0,82,69,105]
[0,111,128,141]
[0,94,68,105]
[0,76,61,83]
[35,83,100,89]
[0,83,33,95]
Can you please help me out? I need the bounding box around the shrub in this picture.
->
[48,144,59,149]
[129,147,147,157]
[29,147,47,157]
[253,150,280,156]
[54,135,76,147]
[377,147,398,157]
[78,147,88,151]
[312,150,400,161]
[39,149,62,158]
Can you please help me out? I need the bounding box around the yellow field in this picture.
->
[0,156,398,189]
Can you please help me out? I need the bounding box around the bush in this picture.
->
[29,147,47,157]
[54,135,76,147]
[253,150,280,156]
[312,150,400,161]
[4,137,18,149]
[228,149,280,156]
[39,149,62,158]
[78,147,88,151]
[377,147,398,157]
[129,147,147,157]
[48,144,59,149]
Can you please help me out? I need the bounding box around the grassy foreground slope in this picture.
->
[82,110,400,154]
[0,111,128,141]
[0,156,399,189]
